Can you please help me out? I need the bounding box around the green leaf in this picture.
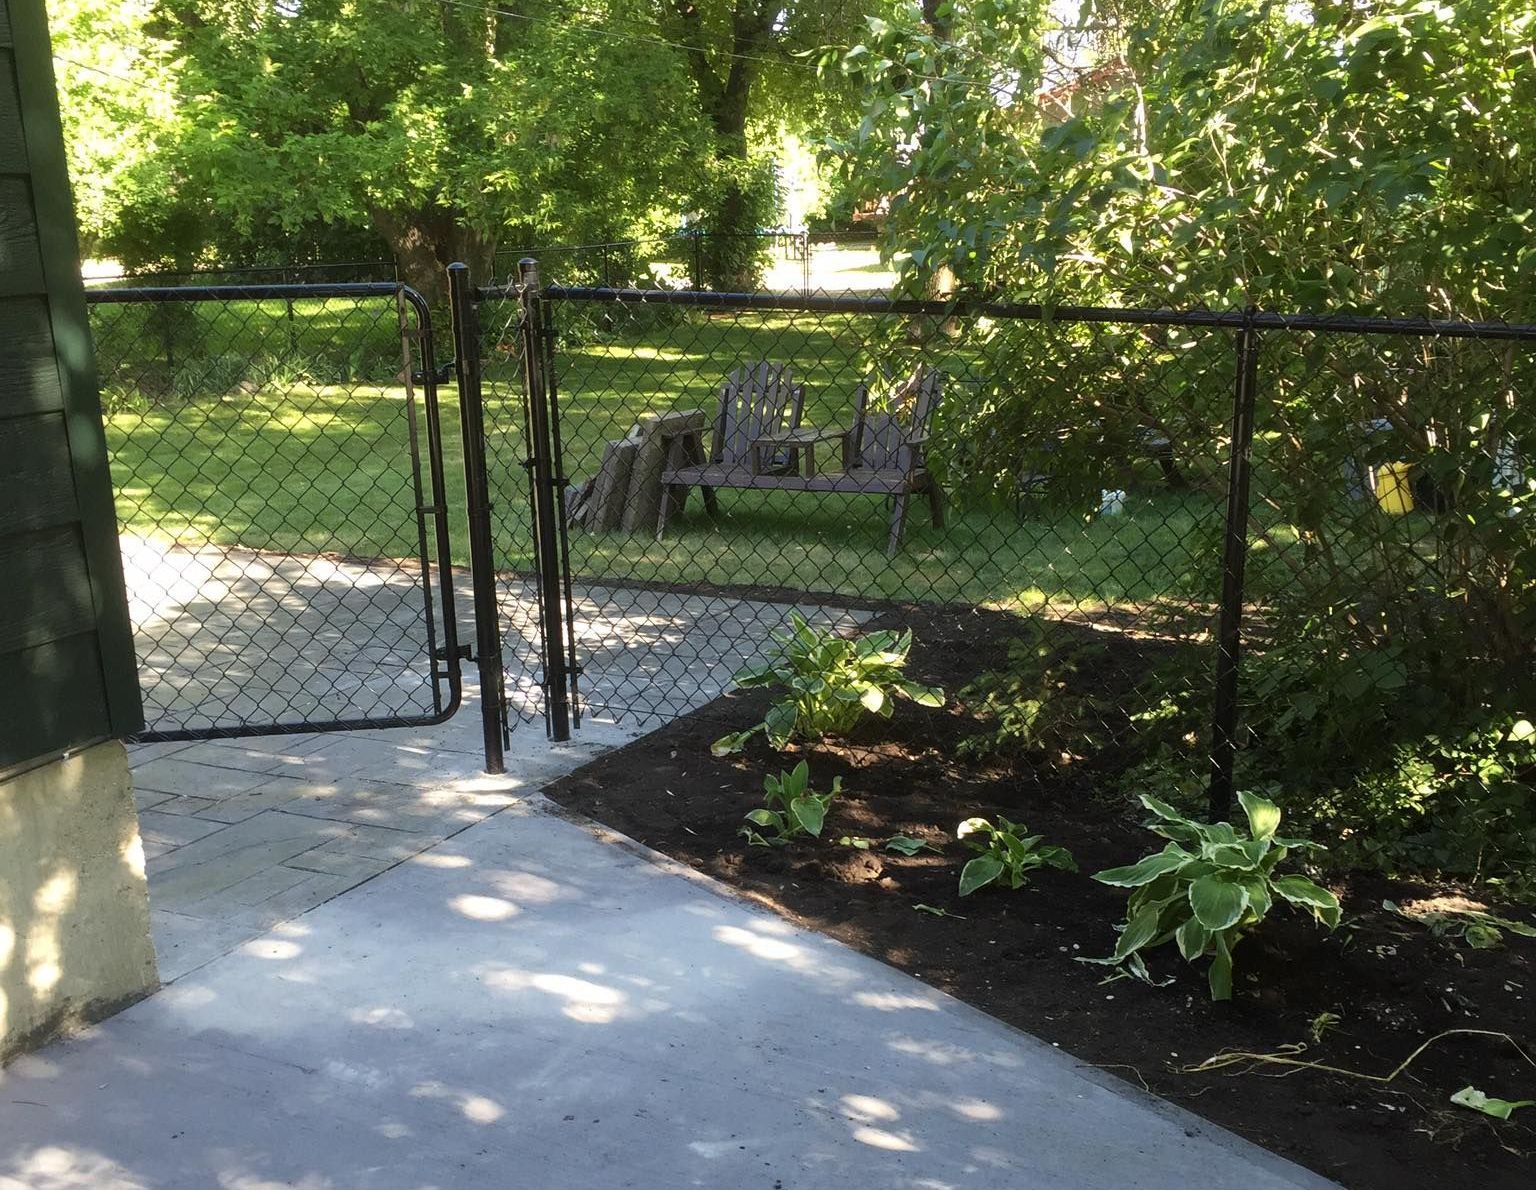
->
[1189,875,1249,932]
[884,835,934,856]
[1176,915,1210,960]
[859,685,886,713]
[1094,847,1190,887]
[790,794,826,837]
[744,809,780,828]
[1113,902,1164,960]
[1271,874,1341,928]
[731,662,778,687]
[1450,1086,1535,1120]
[956,817,992,841]
[1465,922,1502,950]
[711,729,755,756]
[897,681,945,707]
[764,702,798,749]
[1208,932,1235,1001]
[1208,842,1263,871]
[1238,791,1282,841]
[959,855,1005,896]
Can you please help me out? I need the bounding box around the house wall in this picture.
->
[0,0,156,1060]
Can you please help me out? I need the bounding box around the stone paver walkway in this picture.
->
[129,690,640,982]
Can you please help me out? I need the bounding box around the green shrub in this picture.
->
[740,761,841,847]
[712,612,943,755]
[1085,792,1341,1001]
[958,629,1110,761]
[956,816,1075,895]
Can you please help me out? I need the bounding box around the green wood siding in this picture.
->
[0,0,141,772]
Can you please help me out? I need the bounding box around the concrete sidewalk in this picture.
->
[0,719,1337,1189]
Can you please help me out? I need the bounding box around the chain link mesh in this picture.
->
[88,286,461,739]
[477,278,1533,878]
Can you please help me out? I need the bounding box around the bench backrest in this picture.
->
[711,362,805,466]
[850,367,944,470]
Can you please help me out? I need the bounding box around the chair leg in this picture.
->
[656,484,674,541]
[926,478,945,529]
[702,485,720,518]
[887,492,910,557]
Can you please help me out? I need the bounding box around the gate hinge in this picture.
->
[434,644,473,662]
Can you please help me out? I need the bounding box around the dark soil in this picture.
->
[544,604,1536,1190]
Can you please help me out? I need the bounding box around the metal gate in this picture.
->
[448,262,578,774]
[90,282,464,743]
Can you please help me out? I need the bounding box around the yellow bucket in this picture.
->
[1376,462,1415,515]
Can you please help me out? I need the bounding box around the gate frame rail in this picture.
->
[91,281,466,743]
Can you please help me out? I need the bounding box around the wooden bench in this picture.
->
[658,364,945,556]
[656,361,805,532]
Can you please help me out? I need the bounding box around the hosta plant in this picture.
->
[1086,793,1342,1000]
[712,612,943,756]
[740,761,842,847]
[956,816,1076,895]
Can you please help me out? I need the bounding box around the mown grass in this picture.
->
[100,296,1239,609]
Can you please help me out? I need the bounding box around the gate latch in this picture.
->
[412,362,456,386]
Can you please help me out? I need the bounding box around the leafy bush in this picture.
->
[958,629,1110,762]
[1086,793,1341,1001]
[712,613,943,756]
[956,816,1076,896]
[739,761,841,847]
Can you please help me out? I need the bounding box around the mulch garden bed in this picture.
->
[543,604,1536,1190]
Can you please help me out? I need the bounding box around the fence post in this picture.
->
[518,258,572,742]
[1208,307,1260,821]
[691,229,704,290]
[447,261,507,775]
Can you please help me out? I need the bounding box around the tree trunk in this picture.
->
[672,0,775,290]
[369,207,498,305]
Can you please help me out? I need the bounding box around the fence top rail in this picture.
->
[532,284,1536,341]
[85,282,420,306]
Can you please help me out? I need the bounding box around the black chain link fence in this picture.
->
[482,275,1534,886]
[84,261,1533,886]
[87,284,462,740]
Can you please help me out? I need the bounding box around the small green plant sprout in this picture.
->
[1383,898,1536,950]
[837,834,940,855]
[711,612,943,756]
[1308,1011,1343,1044]
[1084,793,1342,1001]
[1451,1085,1535,1121]
[956,816,1077,896]
[913,903,965,919]
[739,761,841,847]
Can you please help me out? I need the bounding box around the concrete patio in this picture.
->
[0,685,1340,1190]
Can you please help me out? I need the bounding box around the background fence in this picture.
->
[95,229,829,295]
[486,279,1535,883]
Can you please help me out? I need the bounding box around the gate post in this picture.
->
[1207,308,1260,821]
[448,262,507,775]
[518,259,573,742]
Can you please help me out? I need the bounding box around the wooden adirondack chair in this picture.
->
[656,361,806,535]
[841,366,946,555]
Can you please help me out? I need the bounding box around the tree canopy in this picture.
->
[837,0,1536,320]
[51,0,881,293]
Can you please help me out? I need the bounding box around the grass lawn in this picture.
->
[100,295,1243,612]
